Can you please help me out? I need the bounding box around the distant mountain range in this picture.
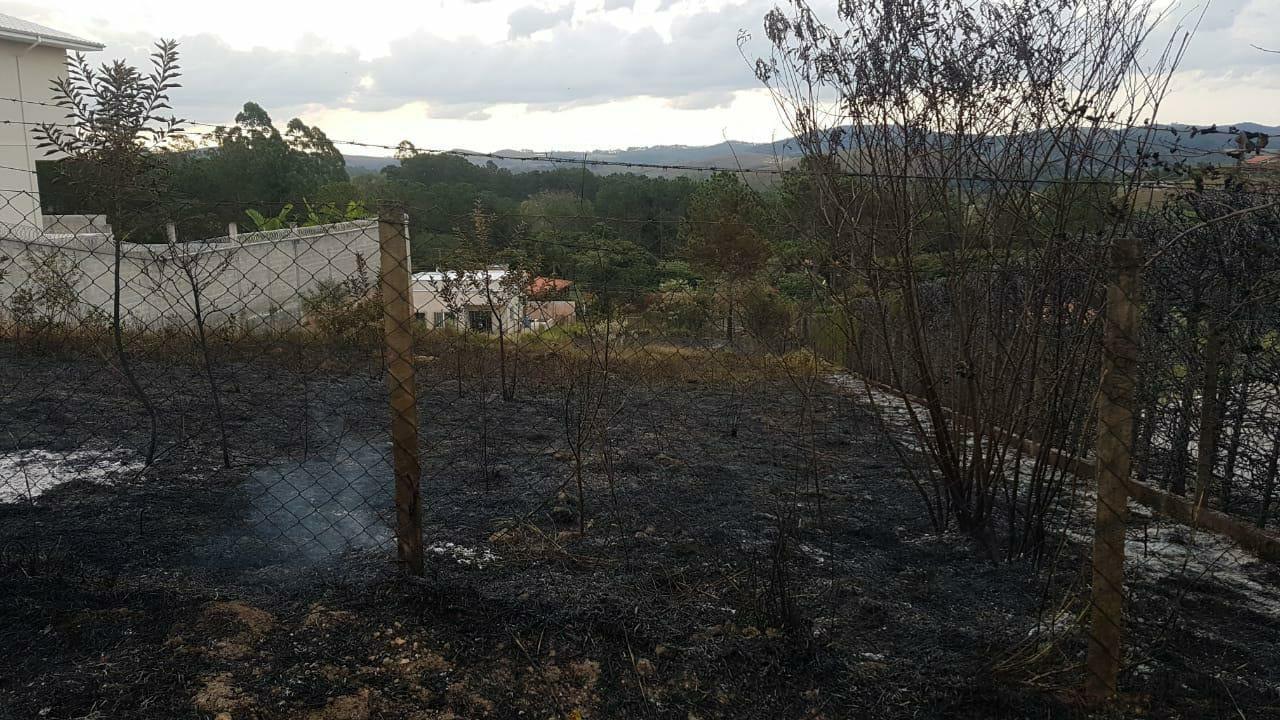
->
[342,138,803,177]
[344,122,1278,178]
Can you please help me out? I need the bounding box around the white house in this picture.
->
[412,268,576,334]
[0,13,102,232]
[412,267,525,334]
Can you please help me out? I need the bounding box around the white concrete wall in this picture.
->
[0,41,68,231]
[0,220,381,330]
[526,300,576,327]
[43,214,110,234]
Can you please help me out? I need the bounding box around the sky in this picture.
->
[6,0,1279,155]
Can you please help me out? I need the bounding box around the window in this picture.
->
[468,309,493,333]
[413,312,426,324]
[432,311,458,328]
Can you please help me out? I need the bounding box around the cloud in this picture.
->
[361,2,768,114]
[100,31,361,123]
[666,90,737,110]
[92,1,773,124]
[75,0,1280,134]
[1152,0,1280,77]
[1192,0,1250,32]
[508,4,575,39]
[421,102,496,121]
[602,0,637,11]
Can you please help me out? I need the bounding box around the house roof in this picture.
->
[413,271,574,298]
[413,268,510,285]
[528,277,573,298]
[0,13,104,52]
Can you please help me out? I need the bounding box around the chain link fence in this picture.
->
[2,187,1279,716]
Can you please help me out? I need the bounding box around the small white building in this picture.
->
[411,269,576,334]
[412,267,525,334]
[0,14,103,232]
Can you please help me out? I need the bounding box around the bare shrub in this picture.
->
[301,255,381,347]
[755,0,1188,558]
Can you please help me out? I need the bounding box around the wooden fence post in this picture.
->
[379,208,424,575]
[1085,233,1141,702]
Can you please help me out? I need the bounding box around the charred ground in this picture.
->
[0,343,1276,719]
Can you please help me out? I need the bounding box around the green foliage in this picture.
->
[681,172,771,282]
[32,40,183,239]
[514,191,593,276]
[300,256,381,345]
[806,310,855,368]
[740,283,793,349]
[656,259,699,285]
[570,225,658,303]
[161,102,349,237]
[379,156,696,263]
[776,270,821,304]
[594,174,696,255]
[245,205,293,231]
[518,190,593,235]
[653,279,716,336]
[302,199,370,226]
[1034,181,1118,235]
[6,250,98,332]
[244,199,368,232]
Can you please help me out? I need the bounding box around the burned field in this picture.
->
[1,342,1278,719]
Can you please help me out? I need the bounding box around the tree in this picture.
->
[569,224,658,315]
[141,241,238,468]
[167,101,348,233]
[34,39,184,466]
[394,140,419,160]
[594,173,697,257]
[439,203,532,401]
[680,172,771,343]
[1141,190,1280,507]
[518,190,594,235]
[754,0,1185,556]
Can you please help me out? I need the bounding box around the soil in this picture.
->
[1,340,1277,719]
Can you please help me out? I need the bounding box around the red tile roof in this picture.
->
[528,277,573,298]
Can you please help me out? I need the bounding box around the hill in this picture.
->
[343,122,1278,177]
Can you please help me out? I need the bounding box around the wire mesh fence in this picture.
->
[2,185,1279,716]
[0,196,397,567]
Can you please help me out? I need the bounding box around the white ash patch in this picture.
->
[798,542,833,564]
[825,375,923,437]
[1060,500,1280,618]
[830,371,1280,621]
[426,541,499,567]
[0,447,142,503]
[1125,521,1280,618]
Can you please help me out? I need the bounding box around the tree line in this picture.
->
[35,96,817,318]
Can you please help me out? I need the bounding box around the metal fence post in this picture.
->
[1085,232,1141,702]
[379,207,424,575]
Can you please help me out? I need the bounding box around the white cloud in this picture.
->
[4,0,1276,153]
[297,90,785,153]
[508,4,575,39]
[665,89,737,110]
